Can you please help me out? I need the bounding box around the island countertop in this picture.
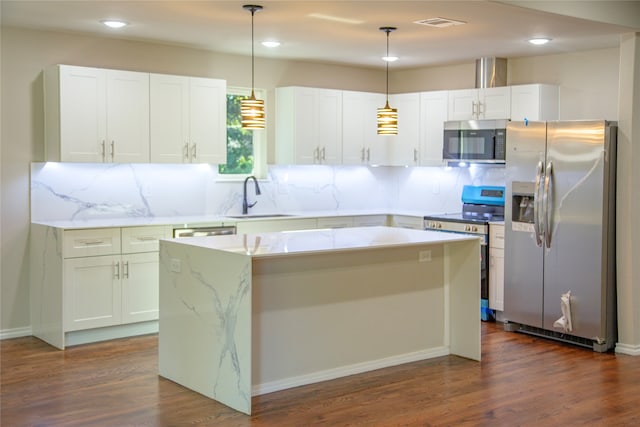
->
[163,226,479,257]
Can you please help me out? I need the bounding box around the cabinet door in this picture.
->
[420,90,448,166]
[489,247,505,311]
[316,89,342,164]
[479,87,510,120]
[317,216,354,229]
[448,89,477,120]
[121,252,159,323]
[59,65,107,162]
[190,77,227,164]
[121,225,171,254]
[510,84,559,121]
[388,93,420,166]
[342,91,386,165]
[106,70,150,163]
[150,74,190,163]
[64,255,121,331]
[293,87,319,164]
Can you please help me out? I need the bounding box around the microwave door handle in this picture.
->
[533,160,544,247]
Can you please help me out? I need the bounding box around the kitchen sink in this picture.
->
[225,214,296,219]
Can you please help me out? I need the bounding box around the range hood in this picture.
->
[475,57,507,88]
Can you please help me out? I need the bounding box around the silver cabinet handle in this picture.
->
[366,148,370,162]
[361,147,365,162]
[543,161,553,249]
[191,144,197,161]
[101,140,106,161]
[135,236,157,241]
[123,261,129,279]
[314,146,320,162]
[413,148,418,163]
[184,142,190,161]
[113,261,120,280]
[321,146,326,161]
[110,140,115,161]
[80,239,105,246]
[533,160,544,247]
[472,101,477,118]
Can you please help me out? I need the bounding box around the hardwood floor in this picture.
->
[2,322,639,426]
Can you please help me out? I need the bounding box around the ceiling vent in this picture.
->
[413,17,466,28]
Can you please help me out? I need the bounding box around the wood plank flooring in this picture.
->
[2,322,639,426]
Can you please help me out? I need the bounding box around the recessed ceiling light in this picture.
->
[101,20,128,29]
[383,56,399,62]
[414,17,466,28]
[261,41,281,48]
[529,38,551,45]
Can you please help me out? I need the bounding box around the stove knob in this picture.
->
[437,223,442,229]
[472,226,478,232]
[464,225,470,231]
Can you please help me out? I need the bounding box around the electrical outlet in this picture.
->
[170,258,181,273]
[419,250,432,262]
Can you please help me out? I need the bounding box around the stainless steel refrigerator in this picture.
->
[503,120,617,352]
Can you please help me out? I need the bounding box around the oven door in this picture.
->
[443,128,498,161]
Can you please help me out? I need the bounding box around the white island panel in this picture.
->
[159,240,252,414]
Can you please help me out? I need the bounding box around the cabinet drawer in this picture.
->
[489,224,505,249]
[121,226,171,253]
[63,228,121,258]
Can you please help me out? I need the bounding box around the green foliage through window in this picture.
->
[219,94,254,174]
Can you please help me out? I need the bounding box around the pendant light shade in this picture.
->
[241,4,265,130]
[377,26,398,135]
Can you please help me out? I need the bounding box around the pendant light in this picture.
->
[377,26,398,135]
[241,4,265,129]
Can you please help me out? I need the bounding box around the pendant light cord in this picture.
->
[251,8,255,94]
[385,29,389,103]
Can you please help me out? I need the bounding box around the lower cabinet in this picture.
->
[489,223,505,311]
[32,224,170,348]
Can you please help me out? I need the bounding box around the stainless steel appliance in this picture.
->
[172,225,236,238]
[424,185,505,320]
[442,119,508,164]
[503,120,617,352]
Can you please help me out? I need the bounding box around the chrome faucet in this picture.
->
[242,176,261,215]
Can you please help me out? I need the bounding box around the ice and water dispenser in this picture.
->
[511,181,536,224]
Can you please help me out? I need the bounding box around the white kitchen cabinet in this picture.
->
[448,87,510,121]
[510,84,559,121]
[235,218,318,234]
[45,64,149,163]
[64,254,122,331]
[489,223,505,311]
[121,252,160,323]
[275,86,342,165]
[150,74,227,164]
[419,90,448,166]
[342,90,389,165]
[387,93,420,166]
[317,216,354,229]
[353,215,388,227]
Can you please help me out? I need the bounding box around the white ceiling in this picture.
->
[1,1,638,69]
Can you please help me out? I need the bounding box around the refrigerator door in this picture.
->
[542,121,608,339]
[504,121,546,327]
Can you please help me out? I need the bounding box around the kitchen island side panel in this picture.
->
[158,240,252,415]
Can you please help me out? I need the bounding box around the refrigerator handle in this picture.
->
[543,161,553,249]
[533,160,544,247]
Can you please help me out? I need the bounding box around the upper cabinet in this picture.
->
[342,90,388,166]
[419,90,448,166]
[150,74,227,164]
[510,84,559,121]
[45,65,150,163]
[448,87,511,121]
[275,86,343,165]
[386,93,421,166]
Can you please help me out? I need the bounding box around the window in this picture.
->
[218,87,266,178]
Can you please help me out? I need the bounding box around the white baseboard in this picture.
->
[0,326,33,340]
[252,346,449,396]
[615,342,640,356]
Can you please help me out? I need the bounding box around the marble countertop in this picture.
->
[31,209,444,230]
[165,226,479,258]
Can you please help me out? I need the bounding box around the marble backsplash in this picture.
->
[30,162,506,222]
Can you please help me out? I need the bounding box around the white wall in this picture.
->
[0,25,628,336]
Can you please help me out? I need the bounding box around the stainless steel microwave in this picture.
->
[442,119,508,164]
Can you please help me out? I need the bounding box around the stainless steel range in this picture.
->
[424,185,505,320]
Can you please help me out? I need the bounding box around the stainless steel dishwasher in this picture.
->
[172,225,236,238]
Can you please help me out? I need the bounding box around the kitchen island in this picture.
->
[158,226,480,415]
